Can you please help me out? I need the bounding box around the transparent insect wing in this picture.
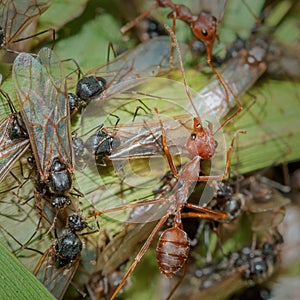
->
[98,201,170,275]
[107,114,192,160]
[192,38,268,120]
[0,178,46,273]
[82,77,200,161]
[80,37,258,170]
[175,265,247,300]
[12,48,74,180]
[34,248,80,300]
[0,0,51,45]
[0,115,30,183]
[84,36,187,98]
[96,157,201,275]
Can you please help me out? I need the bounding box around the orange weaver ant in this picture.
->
[120,0,243,123]
[89,26,246,299]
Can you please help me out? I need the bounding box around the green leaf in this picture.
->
[37,0,89,34]
[226,79,300,174]
[0,243,55,300]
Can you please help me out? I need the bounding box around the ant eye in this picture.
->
[27,156,34,165]
[201,28,207,36]
[191,133,196,140]
[214,140,218,148]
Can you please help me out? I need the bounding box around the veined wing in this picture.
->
[0,114,30,183]
[34,246,80,300]
[0,0,51,45]
[107,114,193,160]
[84,36,187,99]
[12,47,74,180]
[93,38,268,161]
[96,200,171,276]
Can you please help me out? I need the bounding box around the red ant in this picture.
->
[121,0,217,63]
[92,23,246,300]
[92,118,245,299]
[121,0,243,122]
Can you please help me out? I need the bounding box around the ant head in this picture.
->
[157,0,171,8]
[191,12,217,61]
[186,118,216,159]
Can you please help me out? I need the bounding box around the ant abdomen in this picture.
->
[156,227,190,277]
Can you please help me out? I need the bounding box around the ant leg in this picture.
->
[166,262,188,300]
[213,104,243,134]
[241,0,261,25]
[93,198,171,217]
[107,41,117,62]
[181,211,226,219]
[70,282,87,298]
[72,187,85,198]
[193,16,243,127]
[206,59,243,132]
[120,4,159,34]
[110,214,169,299]
[13,28,55,44]
[0,89,16,111]
[183,203,227,219]
[197,130,247,181]
[209,60,243,108]
[0,214,44,255]
[44,211,59,236]
[131,99,152,123]
[164,24,203,125]
[251,231,258,251]
[6,28,56,53]
[11,160,34,201]
[21,215,44,251]
[168,10,178,68]
[61,58,83,81]
[153,108,179,178]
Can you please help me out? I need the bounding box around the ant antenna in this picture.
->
[164,24,203,126]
